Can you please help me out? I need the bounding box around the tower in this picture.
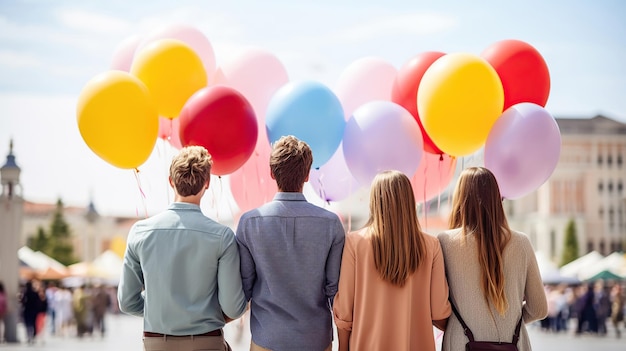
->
[0,139,23,343]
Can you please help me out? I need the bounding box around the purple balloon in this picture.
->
[485,103,561,199]
[310,142,361,202]
[343,101,424,186]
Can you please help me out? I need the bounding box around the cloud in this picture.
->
[335,12,458,44]
[0,50,43,68]
[55,8,132,34]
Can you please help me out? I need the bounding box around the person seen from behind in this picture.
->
[437,167,548,351]
[236,135,345,351]
[118,146,247,351]
[333,170,451,351]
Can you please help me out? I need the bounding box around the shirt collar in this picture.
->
[273,192,307,202]
[168,202,202,211]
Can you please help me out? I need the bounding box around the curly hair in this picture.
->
[169,146,213,196]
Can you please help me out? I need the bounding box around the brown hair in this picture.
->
[448,167,511,315]
[270,135,313,192]
[169,146,213,197]
[366,170,425,286]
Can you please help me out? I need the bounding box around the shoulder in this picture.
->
[508,230,533,250]
[437,228,462,245]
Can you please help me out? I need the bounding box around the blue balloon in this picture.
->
[266,81,345,168]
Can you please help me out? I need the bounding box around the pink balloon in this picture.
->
[157,116,182,149]
[229,140,277,213]
[410,153,457,204]
[484,103,561,199]
[335,57,397,120]
[310,142,361,202]
[110,35,141,72]
[343,101,424,186]
[218,48,289,128]
[137,24,216,80]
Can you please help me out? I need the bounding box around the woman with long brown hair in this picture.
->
[438,167,547,351]
[333,170,450,351]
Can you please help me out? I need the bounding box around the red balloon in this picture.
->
[391,51,446,155]
[179,86,258,175]
[481,39,550,110]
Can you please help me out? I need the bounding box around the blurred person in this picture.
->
[438,167,548,351]
[0,281,7,343]
[575,283,598,334]
[594,280,611,335]
[333,170,450,351]
[34,281,48,342]
[45,282,57,335]
[236,136,345,351]
[19,280,44,344]
[118,146,246,351]
[610,283,624,338]
[73,285,93,338]
[53,286,74,337]
[92,284,111,337]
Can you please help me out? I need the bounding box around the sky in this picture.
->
[0,0,625,221]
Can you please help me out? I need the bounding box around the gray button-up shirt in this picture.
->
[118,202,246,335]
[236,192,345,351]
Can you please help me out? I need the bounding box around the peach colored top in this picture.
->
[333,228,451,351]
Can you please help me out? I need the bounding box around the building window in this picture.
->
[550,230,556,258]
[618,181,623,193]
[599,240,606,255]
[597,155,603,166]
[587,241,594,253]
[598,181,603,192]
[599,207,604,218]
[608,181,614,193]
[608,155,613,167]
[618,154,623,167]
[609,208,615,229]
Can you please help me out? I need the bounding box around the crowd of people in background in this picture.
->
[11,278,117,344]
[540,280,625,338]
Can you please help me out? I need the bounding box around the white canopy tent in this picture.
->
[559,251,604,280]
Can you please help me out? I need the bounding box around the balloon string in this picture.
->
[133,168,148,218]
[212,176,223,223]
[437,155,443,212]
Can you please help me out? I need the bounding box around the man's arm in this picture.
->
[325,218,346,304]
[217,229,247,320]
[235,219,256,301]
[117,232,145,317]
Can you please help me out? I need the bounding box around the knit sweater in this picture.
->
[437,229,548,351]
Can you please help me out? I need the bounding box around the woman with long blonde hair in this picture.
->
[333,170,450,351]
[438,167,547,351]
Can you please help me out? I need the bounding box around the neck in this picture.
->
[174,193,203,206]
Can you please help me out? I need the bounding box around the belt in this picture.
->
[143,329,222,338]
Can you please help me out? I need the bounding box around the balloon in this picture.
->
[158,116,182,149]
[334,57,397,120]
[418,53,504,157]
[343,101,424,186]
[484,103,561,199]
[481,39,550,110]
[137,24,216,82]
[391,52,446,154]
[110,35,141,72]
[131,39,207,118]
[229,141,277,213]
[179,86,258,176]
[77,71,158,169]
[309,142,360,202]
[410,153,456,204]
[266,81,345,168]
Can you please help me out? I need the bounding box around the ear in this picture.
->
[304,173,309,182]
[270,171,275,180]
[168,177,174,188]
[205,178,210,189]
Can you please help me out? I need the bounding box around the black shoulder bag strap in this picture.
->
[449,299,523,344]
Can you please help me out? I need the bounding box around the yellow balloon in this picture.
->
[131,39,207,118]
[417,53,504,156]
[77,71,158,169]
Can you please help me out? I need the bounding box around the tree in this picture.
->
[560,219,579,267]
[27,226,49,252]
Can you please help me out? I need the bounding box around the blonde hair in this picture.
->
[366,170,425,286]
[270,135,313,192]
[448,167,511,315]
[169,146,213,197]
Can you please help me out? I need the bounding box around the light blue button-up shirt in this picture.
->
[118,202,246,335]
[236,192,345,351]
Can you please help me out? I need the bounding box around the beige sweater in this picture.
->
[438,229,547,351]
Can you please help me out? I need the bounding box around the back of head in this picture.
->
[448,166,511,315]
[170,146,213,197]
[367,170,425,287]
[270,135,313,192]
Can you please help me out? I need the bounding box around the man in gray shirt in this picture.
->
[118,146,246,351]
[236,135,345,351]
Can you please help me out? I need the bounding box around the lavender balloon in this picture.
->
[343,101,424,186]
[310,142,361,202]
[485,103,561,199]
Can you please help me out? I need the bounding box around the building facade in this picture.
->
[506,115,626,263]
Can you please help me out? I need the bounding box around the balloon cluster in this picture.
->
[77,24,560,213]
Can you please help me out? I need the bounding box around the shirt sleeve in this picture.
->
[521,235,548,323]
[430,239,451,321]
[235,217,256,301]
[217,228,247,319]
[325,218,346,305]
[333,233,355,331]
[117,226,145,317]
